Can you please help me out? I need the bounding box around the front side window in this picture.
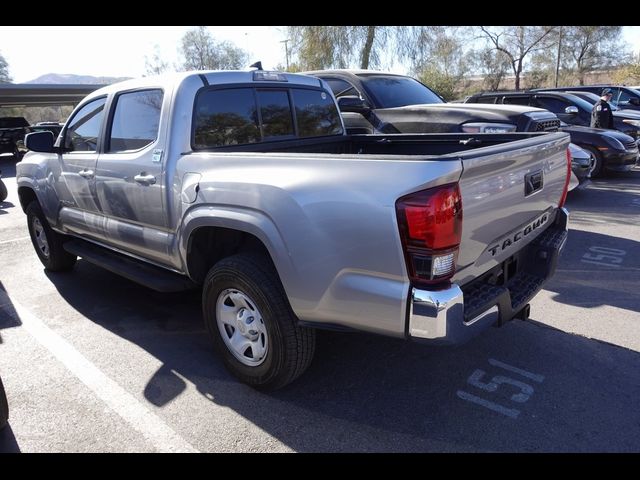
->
[615,88,635,105]
[324,78,360,99]
[194,88,260,148]
[534,97,569,114]
[109,89,163,152]
[64,97,107,152]
[292,88,343,137]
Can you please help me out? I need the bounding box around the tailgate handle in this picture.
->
[525,170,544,196]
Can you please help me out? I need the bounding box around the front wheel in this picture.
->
[584,146,605,178]
[26,201,77,271]
[202,253,315,390]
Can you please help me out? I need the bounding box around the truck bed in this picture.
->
[199,132,555,157]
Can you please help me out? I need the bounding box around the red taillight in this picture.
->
[396,183,463,285]
[558,147,572,208]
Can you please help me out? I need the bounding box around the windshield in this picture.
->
[570,91,619,110]
[358,74,445,108]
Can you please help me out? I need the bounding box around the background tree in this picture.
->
[561,26,627,85]
[476,47,511,91]
[613,53,640,84]
[180,26,248,70]
[144,45,170,76]
[409,27,474,100]
[287,26,405,70]
[478,26,558,90]
[0,52,12,83]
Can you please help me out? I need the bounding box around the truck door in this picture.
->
[56,97,107,235]
[93,88,168,262]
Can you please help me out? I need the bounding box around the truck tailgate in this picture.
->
[452,131,570,286]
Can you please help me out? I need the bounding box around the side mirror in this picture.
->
[25,131,55,153]
[337,96,370,114]
[564,105,579,115]
[628,97,640,106]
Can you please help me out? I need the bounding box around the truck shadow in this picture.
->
[0,281,22,453]
[544,228,640,313]
[44,263,640,452]
[565,170,640,228]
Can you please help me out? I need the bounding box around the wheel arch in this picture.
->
[180,207,298,294]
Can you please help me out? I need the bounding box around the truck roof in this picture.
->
[304,69,407,77]
[83,70,326,103]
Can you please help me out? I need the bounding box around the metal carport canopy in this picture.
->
[0,84,103,107]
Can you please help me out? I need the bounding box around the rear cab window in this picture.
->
[193,85,343,149]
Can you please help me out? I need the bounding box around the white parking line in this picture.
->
[1,292,199,453]
[0,236,30,246]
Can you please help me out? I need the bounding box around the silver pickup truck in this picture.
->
[17,70,570,389]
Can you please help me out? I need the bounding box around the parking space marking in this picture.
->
[581,246,626,268]
[1,291,199,453]
[456,391,520,419]
[0,236,29,246]
[488,358,545,383]
[457,359,545,419]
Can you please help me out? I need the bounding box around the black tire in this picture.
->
[202,253,315,390]
[0,178,7,203]
[0,376,8,430]
[583,146,605,178]
[26,201,77,271]
[12,145,23,161]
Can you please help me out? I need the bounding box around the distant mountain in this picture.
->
[25,73,131,85]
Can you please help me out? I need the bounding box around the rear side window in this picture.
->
[475,96,497,104]
[503,96,530,106]
[109,89,163,152]
[194,88,260,148]
[291,88,343,137]
[193,86,343,149]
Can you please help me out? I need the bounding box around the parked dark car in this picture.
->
[0,116,30,159]
[465,91,640,176]
[466,90,640,139]
[534,85,640,111]
[304,70,561,134]
[30,121,64,138]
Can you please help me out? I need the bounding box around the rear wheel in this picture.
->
[202,253,315,390]
[26,201,77,271]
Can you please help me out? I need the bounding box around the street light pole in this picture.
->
[280,39,290,70]
[554,26,563,88]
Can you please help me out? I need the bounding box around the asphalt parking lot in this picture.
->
[1,155,639,452]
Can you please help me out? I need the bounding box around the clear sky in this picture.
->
[1,26,639,83]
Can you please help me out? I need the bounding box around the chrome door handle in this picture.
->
[78,169,94,179]
[134,173,157,185]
